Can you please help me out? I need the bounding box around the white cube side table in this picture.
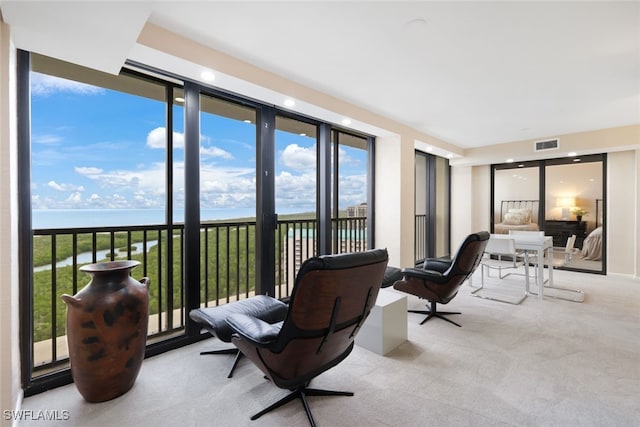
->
[355,288,408,355]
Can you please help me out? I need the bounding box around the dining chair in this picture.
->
[509,232,585,302]
[471,236,529,304]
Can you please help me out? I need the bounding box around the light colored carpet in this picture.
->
[18,269,640,426]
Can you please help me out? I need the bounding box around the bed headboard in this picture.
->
[500,200,539,224]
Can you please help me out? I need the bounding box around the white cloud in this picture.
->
[146,127,185,149]
[275,171,316,210]
[36,153,362,213]
[147,127,233,160]
[65,192,83,205]
[201,146,233,159]
[199,164,255,208]
[75,166,103,176]
[338,174,367,207]
[47,180,85,192]
[281,144,316,170]
[33,134,63,145]
[31,73,104,96]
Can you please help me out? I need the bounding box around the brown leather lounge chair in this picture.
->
[189,295,288,377]
[393,231,489,327]
[225,248,388,426]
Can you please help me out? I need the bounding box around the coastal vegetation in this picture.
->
[31,213,320,343]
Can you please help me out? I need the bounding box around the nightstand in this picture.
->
[544,220,587,248]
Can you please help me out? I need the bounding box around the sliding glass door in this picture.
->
[543,155,605,273]
[274,115,318,295]
[491,155,606,274]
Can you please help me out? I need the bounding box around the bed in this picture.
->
[494,200,540,234]
[581,198,603,261]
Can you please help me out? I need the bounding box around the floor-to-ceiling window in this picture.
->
[28,55,181,389]
[19,52,377,395]
[198,94,258,306]
[332,131,371,255]
[274,114,318,294]
[415,151,450,263]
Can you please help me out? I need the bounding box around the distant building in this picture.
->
[281,223,367,286]
[346,203,367,218]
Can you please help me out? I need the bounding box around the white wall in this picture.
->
[0,19,22,427]
[375,135,415,268]
[607,151,637,275]
[450,166,473,248]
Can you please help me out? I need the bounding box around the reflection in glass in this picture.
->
[493,166,540,229]
[545,161,603,272]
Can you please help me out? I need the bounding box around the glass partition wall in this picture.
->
[492,154,606,274]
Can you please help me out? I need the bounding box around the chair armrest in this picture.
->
[401,267,446,283]
[226,313,283,347]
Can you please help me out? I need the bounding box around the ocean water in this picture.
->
[32,208,256,229]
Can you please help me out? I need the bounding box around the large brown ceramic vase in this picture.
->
[61,260,150,402]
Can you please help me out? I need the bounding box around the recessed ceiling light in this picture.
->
[573,158,581,162]
[518,164,525,168]
[243,119,252,124]
[446,153,453,158]
[284,99,295,107]
[174,97,185,103]
[299,133,307,137]
[506,158,514,163]
[200,70,215,82]
[341,118,352,126]
[568,152,577,157]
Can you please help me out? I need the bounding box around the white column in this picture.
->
[374,134,415,268]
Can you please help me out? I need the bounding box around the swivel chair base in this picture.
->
[408,301,461,327]
[200,348,244,378]
[251,382,353,427]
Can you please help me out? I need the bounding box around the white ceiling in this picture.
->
[1,1,638,149]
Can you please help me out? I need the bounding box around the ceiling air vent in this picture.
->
[534,138,559,152]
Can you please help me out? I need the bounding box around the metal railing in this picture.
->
[30,216,368,377]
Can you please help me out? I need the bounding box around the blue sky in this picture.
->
[30,72,368,219]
